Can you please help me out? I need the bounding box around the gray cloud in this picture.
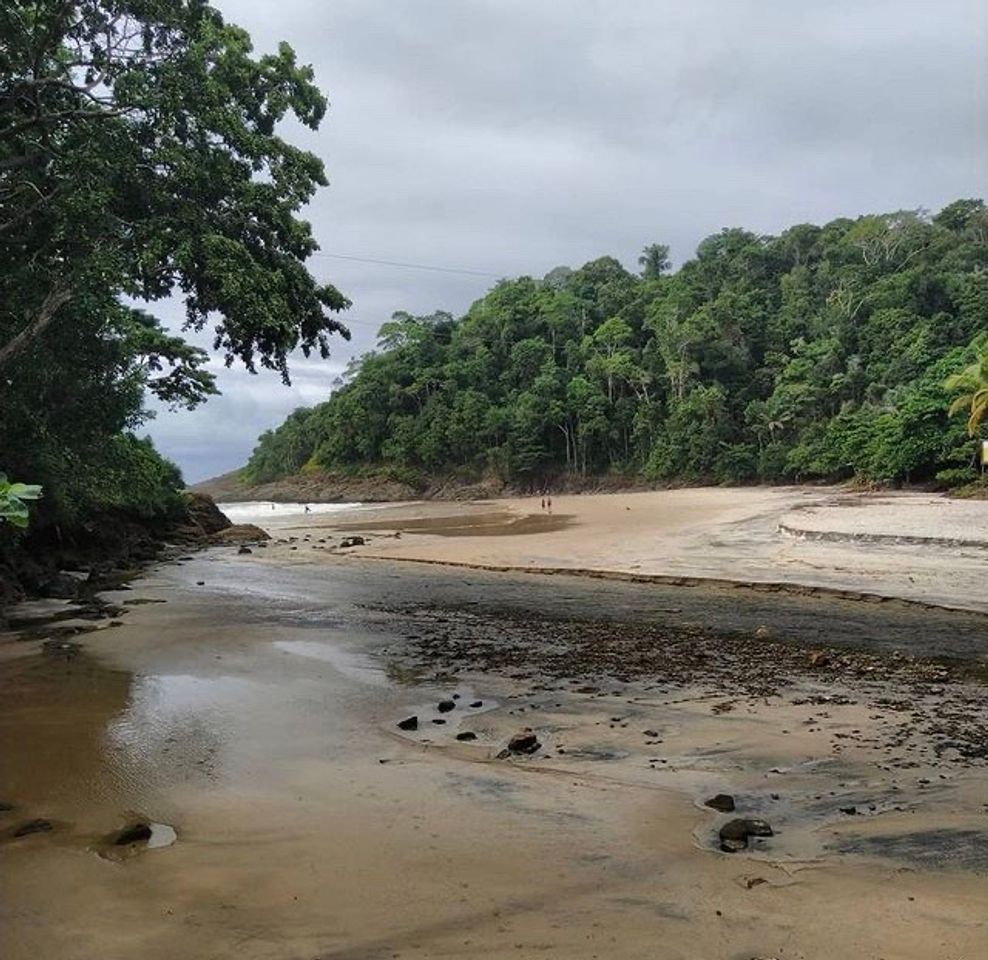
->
[148,0,988,482]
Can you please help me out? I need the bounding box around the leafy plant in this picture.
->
[0,474,42,528]
[945,342,988,437]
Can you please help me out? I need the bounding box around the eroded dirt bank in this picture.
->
[1,551,986,960]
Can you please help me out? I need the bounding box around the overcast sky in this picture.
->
[148,0,988,483]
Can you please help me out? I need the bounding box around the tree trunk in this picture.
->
[0,283,73,372]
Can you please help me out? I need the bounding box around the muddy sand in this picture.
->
[1,487,987,959]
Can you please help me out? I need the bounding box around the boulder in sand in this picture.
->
[507,730,540,755]
[705,794,736,813]
[183,492,231,535]
[210,524,270,545]
[397,716,418,731]
[719,818,773,852]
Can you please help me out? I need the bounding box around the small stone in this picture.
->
[456,732,478,742]
[339,536,365,548]
[195,580,205,586]
[839,805,858,815]
[808,650,830,668]
[397,716,418,731]
[705,794,736,813]
[437,700,456,713]
[237,545,252,555]
[14,818,52,838]
[431,718,446,725]
[643,729,659,738]
[507,731,540,755]
[469,700,484,708]
[719,818,773,852]
[745,818,774,837]
[115,822,152,846]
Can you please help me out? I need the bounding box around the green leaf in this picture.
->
[7,483,42,500]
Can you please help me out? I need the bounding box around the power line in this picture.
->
[311,250,504,279]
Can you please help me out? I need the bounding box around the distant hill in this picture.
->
[188,470,252,502]
[238,201,988,496]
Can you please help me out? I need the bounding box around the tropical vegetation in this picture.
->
[0,1,346,545]
[246,201,988,491]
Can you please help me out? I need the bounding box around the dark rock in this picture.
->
[115,822,152,845]
[41,572,81,600]
[437,699,456,713]
[745,818,774,837]
[469,700,484,708]
[211,524,270,545]
[507,731,540,755]
[705,794,736,813]
[839,805,858,815]
[196,581,205,586]
[182,492,231,535]
[339,536,365,548]
[397,716,418,731]
[719,818,773,853]
[456,732,478,742]
[14,818,52,838]
[431,718,446,725]
[237,545,253,555]
[643,729,659,738]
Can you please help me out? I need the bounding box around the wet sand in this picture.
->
[1,541,987,960]
[256,487,988,613]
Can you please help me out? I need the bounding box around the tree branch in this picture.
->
[0,282,74,371]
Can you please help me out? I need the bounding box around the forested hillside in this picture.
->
[246,201,988,491]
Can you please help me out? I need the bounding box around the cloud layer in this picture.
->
[147,0,988,482]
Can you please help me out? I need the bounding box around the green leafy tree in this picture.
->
[638,243,671,280]
[1,0,349,382]
[248,199,988,491]
[1,1,348,541]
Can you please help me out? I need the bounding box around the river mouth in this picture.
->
[1,553,986,960]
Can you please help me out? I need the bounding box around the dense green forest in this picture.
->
[246,201,988,491]
[0,1,346,550]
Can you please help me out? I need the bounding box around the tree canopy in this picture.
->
[246,200,988,490]
[0,0,346,533]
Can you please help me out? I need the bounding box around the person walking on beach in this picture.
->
[546,495,552,514]
[541,496,546,511]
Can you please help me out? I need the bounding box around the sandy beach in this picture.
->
[249,486,988,613]
[1,486,986,959]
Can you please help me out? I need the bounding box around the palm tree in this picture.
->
[945,344,988,437]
